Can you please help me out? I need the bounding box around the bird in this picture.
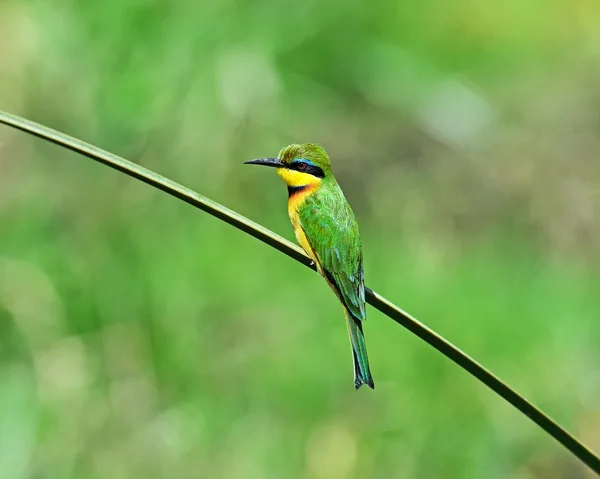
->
[244,144,374,389]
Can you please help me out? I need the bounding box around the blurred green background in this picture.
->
[1,0,600,477]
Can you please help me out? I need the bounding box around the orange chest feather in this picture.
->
[287,185,321,269]
[287,183,317,215]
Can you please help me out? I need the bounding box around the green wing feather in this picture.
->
[297,181,373,389]
[297,183,366,321]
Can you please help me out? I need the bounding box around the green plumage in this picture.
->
[298,179,374,389]
[244,143,374,390]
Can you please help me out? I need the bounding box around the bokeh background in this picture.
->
[1,1,600,477]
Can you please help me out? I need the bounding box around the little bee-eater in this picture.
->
[244,144,374,389]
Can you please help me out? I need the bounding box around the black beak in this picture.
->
[243,158,285,168]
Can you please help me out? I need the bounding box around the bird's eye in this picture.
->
[297,162,307,170]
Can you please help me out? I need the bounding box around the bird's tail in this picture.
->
[344,309,374,390]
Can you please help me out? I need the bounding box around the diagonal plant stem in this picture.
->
[1,109,598,474]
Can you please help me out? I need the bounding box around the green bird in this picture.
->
[244,144,374,389]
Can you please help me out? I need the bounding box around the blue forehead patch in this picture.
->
[292,158,316,167]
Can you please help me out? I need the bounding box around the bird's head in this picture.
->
[244,143,333,188]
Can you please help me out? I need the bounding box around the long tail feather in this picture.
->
[344,309,374,390]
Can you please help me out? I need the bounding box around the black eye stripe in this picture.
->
[290,162,325,178]
[290,161,307,171]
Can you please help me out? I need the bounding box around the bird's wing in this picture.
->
[298,186,366,321]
